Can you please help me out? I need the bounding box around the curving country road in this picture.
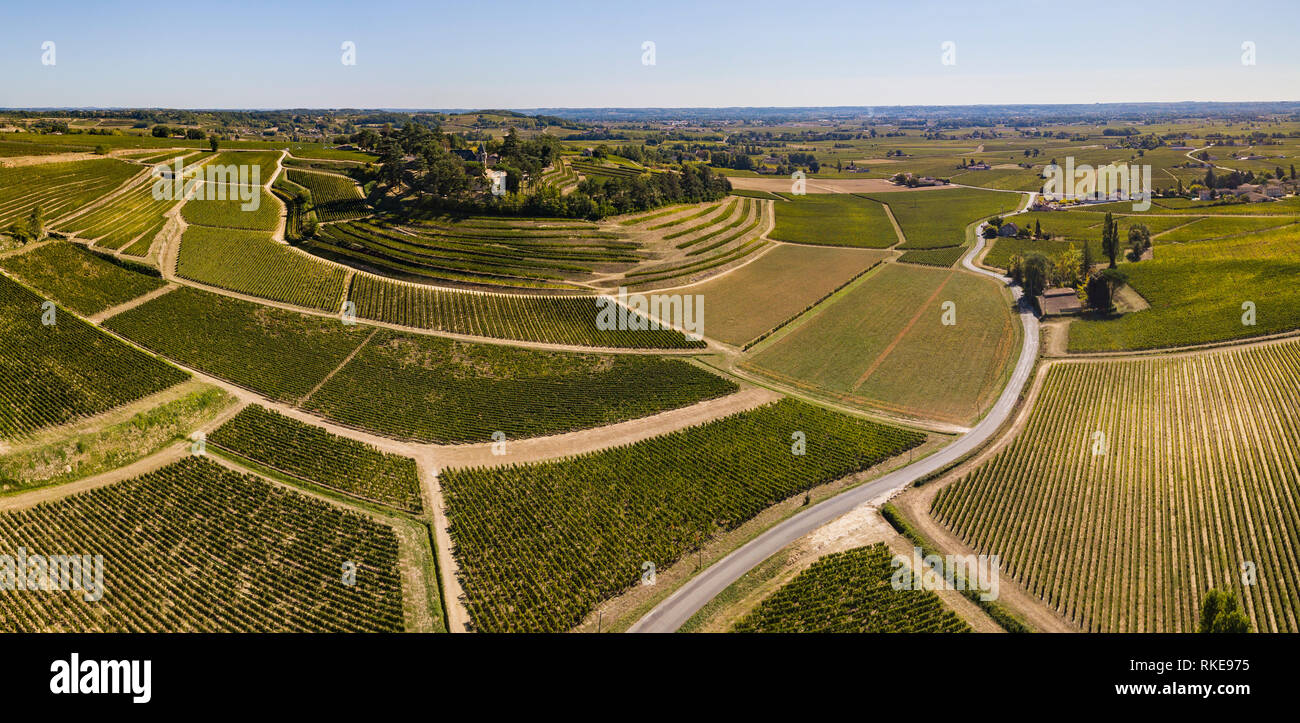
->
[629,193,1041,633]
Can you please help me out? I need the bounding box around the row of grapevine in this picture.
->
[209,404,423,513]
[305,216,637,292]
[285,169,367,222]
[104,286,371,403]
[731,544,971,632]
[0,457,405,632]
[175,225,348,311]
[56,153,209,251]
[0,241,165,316]
[0,274,187,438]
[0,158,138,226]
[931,341,1300,632]
[440,398,926,631]
[346,273,705,349]
[301,330,737,443]
[180,187,281,231]
[106,286,732,444]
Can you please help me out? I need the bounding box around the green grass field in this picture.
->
[769,193,897,248]
[743,263,1017,425]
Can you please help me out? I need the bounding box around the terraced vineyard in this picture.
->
[731,544,971,632]
[104,286,370,402]
[0,241,165,316]
[346,274,704,349]
[617,198,771,290]
[308,215,636,291]
[56,152,208,252]
[209,404,422,512]
[440,398,926,632]
[176,225,349,311]
[0,457,405,632]
[931,342,1300,632]
[285,169,367,222]
[0,158,138,227]
[0,274,187,438]
[302,330,737,443]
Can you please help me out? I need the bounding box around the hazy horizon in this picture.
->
[4,0,1300,109]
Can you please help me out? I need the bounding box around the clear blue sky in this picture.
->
[3,0,1299,109]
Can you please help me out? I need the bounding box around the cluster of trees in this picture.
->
[4,205,45,245]
[151,125,205,140]
[1007,213,1150,312]
[1198,589,1252,633]
[1201,165,1297,192]
[361,121,730,219]
[412,163,729,219]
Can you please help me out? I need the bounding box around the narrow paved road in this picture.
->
[629,195,1041,633]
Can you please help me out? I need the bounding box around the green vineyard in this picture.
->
[0,457,405,632]
[307,215,637,291]
[0,158,138,227]
[732,543,971,633]
[346,274,705,349]
[55,153,207,252]
[175,225,348,311]
[209,404,423,512]
[285,169,367,222]
[932,342,1300,632]
[440,399,926,631]
[0,274,187,438]
[104,286,370,403]
[302,330,738,443]
[0,241,165,316]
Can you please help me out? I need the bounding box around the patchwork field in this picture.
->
[743,263,1017,426]
[0,158,138,227]
[345,274,704,349]
[303,330,737,443]
[55,152,207,252]
[176,225,348,311]
[932,341,1300,632]
[441,398,925,632]
[675,244,889,347]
